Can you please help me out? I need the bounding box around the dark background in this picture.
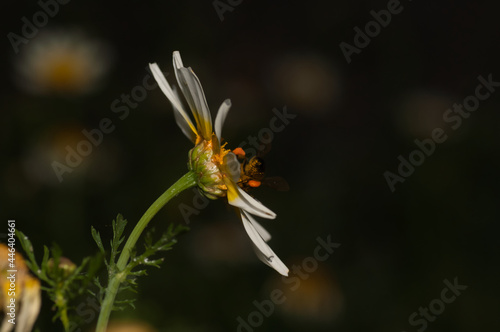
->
[2,1,499,331]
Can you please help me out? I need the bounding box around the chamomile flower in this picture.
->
[0,244,41,332]
[149,51,289,276]
[14,29,111,95]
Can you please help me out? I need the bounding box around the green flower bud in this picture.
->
[188,140,227,200]
[48,257,76,277]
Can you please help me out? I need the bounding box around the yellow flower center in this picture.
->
[212,140,230,166]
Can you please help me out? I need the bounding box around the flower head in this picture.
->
[14,29,111,95]
[149,52,289,276]
[0,244,41,332]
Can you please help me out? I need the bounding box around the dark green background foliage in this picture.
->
[2,1,499,331]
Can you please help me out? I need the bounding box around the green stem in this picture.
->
[55,291,69,331]
[95,171,197,332]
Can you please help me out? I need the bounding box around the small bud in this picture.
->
[48,257,76,277]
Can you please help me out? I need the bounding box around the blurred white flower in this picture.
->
[14,29,112,95]
[0,244,41,332]
[22,125,88,186]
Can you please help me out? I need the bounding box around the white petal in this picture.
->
[172,86,197,142]
[172,52,212,139]
[173,50,184,69]
[17,280,41,332]
[0,318,11,332]
[215,99,231,142]
[240,210,288,276]
[228,185,276,219]
[149,62,197,137]
[242,210,271,242]
[177,67,213,138]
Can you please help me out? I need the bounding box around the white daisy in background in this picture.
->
[14,29,112,95]
[0,244,41,332]
[149,51,289,276]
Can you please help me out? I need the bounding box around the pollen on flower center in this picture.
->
[212,141,231,165]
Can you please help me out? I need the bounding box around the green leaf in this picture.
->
[91,226,105,255]
[109,214,128,268]
[40,246,51,280]
[15,229,107,329]
[16,230,41,273]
